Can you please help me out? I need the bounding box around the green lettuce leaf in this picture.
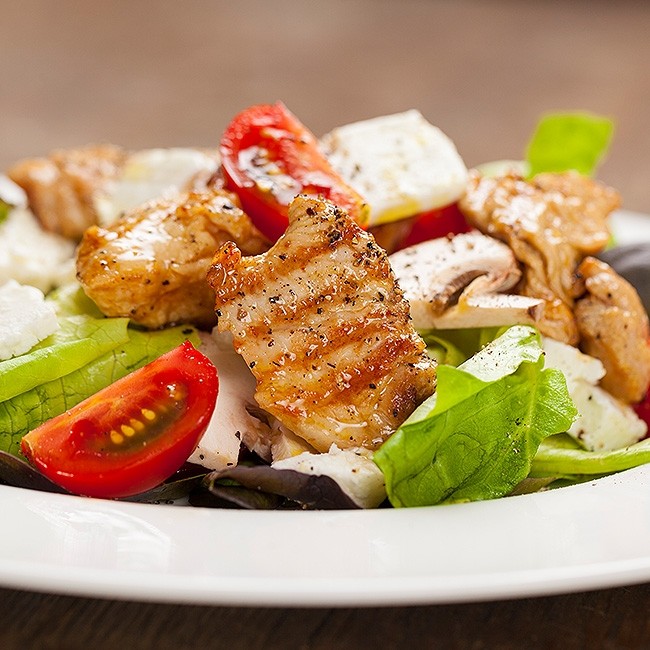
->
[0,200,9,226]
[46,282,104,318]
[525,112,614,177]
[374,326,577,507]
[531,433,650,478]
[420,327,501,367]
[0,325,199,457]
[0,316,130,402]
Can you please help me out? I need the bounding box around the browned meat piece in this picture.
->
[76,189,269,329]
[574,257,650,403]
[207,195,437,453]
[459,171,620,344]
[8,144,127,239]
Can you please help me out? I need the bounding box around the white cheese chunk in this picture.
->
[272,445,386,509]
[0,173,28,209]
[543,337,647,451]
[0,207,75,293]
[0,280,59,360]
[189,329,272,470]
[95,148,219,226]
[321,110,468,226]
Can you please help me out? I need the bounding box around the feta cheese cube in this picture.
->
[543,337,647,451]
[95,148,219,226]
[0,206,75,293]
[321,110,468,226]
[0,280,59,360]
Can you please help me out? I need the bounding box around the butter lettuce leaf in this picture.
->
[0,200,9,226]
[525,112,614,177]
[46,282,105,318]
[531,433,650,478]
[0,325,199,456]
[420,327,501,367]
[0,316,130,402]
[374,326,577,507]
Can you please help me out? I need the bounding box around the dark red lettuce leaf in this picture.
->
[0,450,69,494]
[200,465,360,510]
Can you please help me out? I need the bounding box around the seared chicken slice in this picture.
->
[207,195,437,453]
[8,144,127,239]
[574,257,650,403]
[459,171,620,344]
[76,189,269,329]
[389,232,543,330]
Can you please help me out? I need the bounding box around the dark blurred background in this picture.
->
[2,0,650,211]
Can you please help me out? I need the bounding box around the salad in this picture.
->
[1,105,649,510]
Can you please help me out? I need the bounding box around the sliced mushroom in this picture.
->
[389,231,544,330]
[188,329,273,469]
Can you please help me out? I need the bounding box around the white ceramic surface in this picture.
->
[0,210,649,607]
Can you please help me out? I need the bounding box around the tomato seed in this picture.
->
[121,424,136,437]
[110,431,124,445]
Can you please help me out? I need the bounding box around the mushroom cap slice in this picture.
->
[390,231,544,330]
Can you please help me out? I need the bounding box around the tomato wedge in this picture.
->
[220,102,369,241]
[396,202,471,250]
[21,341,218,498]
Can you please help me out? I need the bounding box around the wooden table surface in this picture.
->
[3,1,650,647]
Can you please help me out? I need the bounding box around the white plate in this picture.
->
[0,209,649,607]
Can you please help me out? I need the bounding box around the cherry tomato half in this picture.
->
[369,202,471,254]
[220,102,369,241]
[21,341,218,498]
[397,202,471,250]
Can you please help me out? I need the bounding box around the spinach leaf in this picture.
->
[374,326,576,507]
[531,433,650,477]
[525,112,614,177]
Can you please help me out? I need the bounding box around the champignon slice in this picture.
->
[188,329,273,470]
[389,231,544,330]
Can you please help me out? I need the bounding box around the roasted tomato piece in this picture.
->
[21,341,218,498]
[397,202,471,250]
[369,202,471,254]
[220,102,369,240]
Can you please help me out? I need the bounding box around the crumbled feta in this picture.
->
[95,148,219,226]
[543,337,647,451]
[0,207,75,293]
[321,110,468,226]
[0,174,27,210]
[0,280,59,360]
[272,445,386,508]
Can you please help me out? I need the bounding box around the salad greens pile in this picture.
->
[1,110,648,510]
[375,326,576,507]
